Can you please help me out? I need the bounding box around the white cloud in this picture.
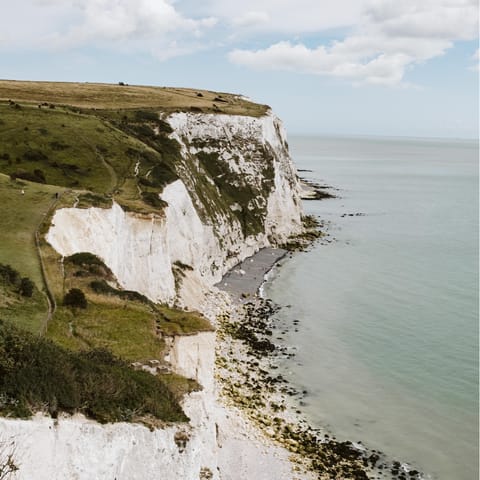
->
[181,0,367,34]
[470,48,480,71]
[0,0,216,58]
[232,11,270,28]
[228,0,479,85]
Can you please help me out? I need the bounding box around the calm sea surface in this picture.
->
[264,136,479,480]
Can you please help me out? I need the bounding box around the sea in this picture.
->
[264,135,479,480]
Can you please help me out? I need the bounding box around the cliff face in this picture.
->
[46,111,303,308]
[1,109,304,480]
[0,332,220,480]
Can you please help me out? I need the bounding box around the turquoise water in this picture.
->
[265,136,479,480]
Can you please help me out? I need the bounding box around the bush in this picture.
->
[33,169,46,183]
[156,119,173,134]
[131,124,156,139]
[66,252,104,267]
[23,150,48,162]
[19,277,34,298]
[64,288,87,309]
[141,191,168,209]
[148,164,177,187]
[10,170,46,184]
[134,110,159,122]
[90,280,150,304]
[0,264,20,286]
[49,141,70,151]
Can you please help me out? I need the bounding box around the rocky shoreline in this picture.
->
[216,248,424,480]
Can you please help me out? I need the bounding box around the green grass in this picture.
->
[47,303,165,362]
[156,306,214,336]
[0,80,269,117]
[0,284,47,334]
[0,173,62,286]
[45,254,163,361]
[46,254,212,360]
[0,319,188,423]
[0,101,179,216]
[157,373,201,402]
[0,103,138,193]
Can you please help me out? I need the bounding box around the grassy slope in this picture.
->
[0,283,47,334]
[46,255,213,361]
[0,103,157,200]
[0,173,62,285]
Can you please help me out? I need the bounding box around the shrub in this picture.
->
[89,280,150,304]
[64,288,87,309]
[49,141,70,151]
[156,119,173,134]
[10,170,46,184]
[19,277,34,298]
[23,150,48,162]
[0,264,20,286]
[33,169,46,183]
[66,252,105,267]
[134,110,159,122]
[141,191,168,209]
[131,124,156,139]
[149,164,177,187]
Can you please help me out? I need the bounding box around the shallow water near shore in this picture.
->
[264,135,479,480]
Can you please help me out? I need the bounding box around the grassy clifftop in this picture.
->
[0,80,269,116]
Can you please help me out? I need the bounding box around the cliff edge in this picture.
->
[0,81,308,480]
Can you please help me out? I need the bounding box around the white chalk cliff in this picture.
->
[1,110,305,479]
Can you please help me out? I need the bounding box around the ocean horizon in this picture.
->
[265,134,479,480]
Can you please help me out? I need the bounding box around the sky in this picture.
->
[0,0,478,138]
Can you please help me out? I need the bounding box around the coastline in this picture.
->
[217,247,289,303]
[215,247,424,480]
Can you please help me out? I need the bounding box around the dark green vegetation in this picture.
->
[194,148,275,237]
[0,320,188,424]
[64,288,88,309]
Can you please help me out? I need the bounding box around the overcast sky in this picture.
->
[1,0,478,138]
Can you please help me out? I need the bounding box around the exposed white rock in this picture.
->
[47,110,303,308]
[0,325,303,480]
